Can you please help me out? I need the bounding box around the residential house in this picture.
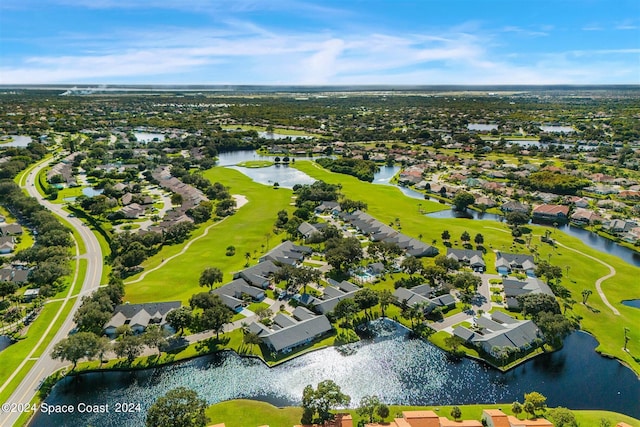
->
[495,252,536,276]
[570,208,603,225]
[475,196,497,208]
[248,306,332,353]
[453,312,542,357]
[364,410,484,427]
[0,265,30,284]
[0,223,23,236]
[310,279,360,314]
[340,210,438,258]
[393,286,455,314]
[315,200,341,215]
[23,288,40,301]
[233,260,280,288]
[367,262,385,275]
[483,409,552,427]
[120,202,145,219]
[605,219,637,234]
[446,248,486,272]
[0,236,15,254]
[500,201,530,214]
[212,278,266,312]
[103,301,181,337]
[297,222,326,240]
[259,240,312,266]
[532,204,570,223]
[502,278,554,310]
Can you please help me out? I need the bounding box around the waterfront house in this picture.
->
[483,409,552,427]
[570,208,603,225]
[248,306,332,353]
[502,278,554,310]
[500,201,530,214]
[532,204,569,223]
[104,301,181,337]
[453,312,542,357]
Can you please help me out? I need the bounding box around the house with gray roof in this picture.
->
[446,248,486,272]
[393,286,455,314]
[259,240,312,266]
[502,278,554,309]
[495,252,536,276]
[310,279,360,314]
[341,210,438,258]
[247,307,332,353]
[0,223,22,236]
[212,277,266,312]
[233,260,280,288]
[0,265,30,284]
[453,312,542,357]
[104,301,181,337]
[315,200,341,215]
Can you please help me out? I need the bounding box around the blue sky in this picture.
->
[1,0,639,84]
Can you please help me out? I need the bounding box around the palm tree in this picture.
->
[581,289,592,304]
[378,289,394,318]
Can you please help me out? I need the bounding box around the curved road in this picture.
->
[0,158,103,427]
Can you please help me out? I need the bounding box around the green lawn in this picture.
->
[203,399,639,427]
[0,301,63,404]
[293,160,640,375]
[221,124,320,137]
[124,167,294,304]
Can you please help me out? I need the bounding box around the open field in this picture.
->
[204,399,640,427]
[236,160,274,168]
[221,124,321,137]
[124,167,294,304]
[293,161,640,374]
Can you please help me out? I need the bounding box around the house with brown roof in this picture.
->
[532,204,570,223]
[483,409,552,427]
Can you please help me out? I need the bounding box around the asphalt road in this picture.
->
[0,158,103,427]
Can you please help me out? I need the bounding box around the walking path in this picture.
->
[484,225,619,315]
[554,241,620,315]
[126,194,248,285]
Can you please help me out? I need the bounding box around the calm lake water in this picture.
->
[82,187,104,197]
[218,150,319,188]
[468,124,498,132]
[29,323,640,427]
[0,135,32,147]
[257,131,312,140]
[134,132,165,143]
[622,300,640,309]
[540,125,575,133]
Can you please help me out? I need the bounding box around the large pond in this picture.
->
[373,165,427,199]
[540,125,575,133]
[29,323,639,426]
[0,135,32,147]
[133,132,165,143]
[218,150,319,189]
[622,299,640,309]
[426,209,640,267]
[468,124,498,132]
[257,131,313,141]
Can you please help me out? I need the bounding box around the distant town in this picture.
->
[0,87,638,427]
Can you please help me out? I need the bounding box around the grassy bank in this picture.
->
[236,160,274,168]
[293,160,640,375]
[124,167,294,304]
[204,399,639,427]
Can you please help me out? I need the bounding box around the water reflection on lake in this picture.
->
[0,135,32,147]
[29,323,640,427]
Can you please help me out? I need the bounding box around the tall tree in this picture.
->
[200,303,233,339]
[377,289,395,318]
[114,334,144,364]
[51,332,100,370]
[199,267,223,291]
[146,387,209,427]
[452,191,475,211]
[143,325,169,356]
[301,380,351,424]
[354,288,379,316]
[524,391,547,416]
[166,307,193,335]
[357,395,381,423]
